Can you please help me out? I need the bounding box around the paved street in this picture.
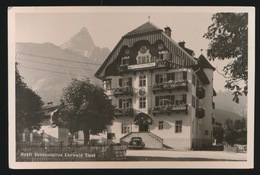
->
[125,149,247,161]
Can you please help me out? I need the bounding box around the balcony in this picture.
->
[196,107,205,119]
[113,86,134,97]
[153,104,188,116]
[114,107,133,117]
[196,86,205,99]
[152,80,188,94]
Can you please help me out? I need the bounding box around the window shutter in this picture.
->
[155,96,159,106]
[172,73,175,81]
[183,71,187,80]
[119,79,122,87]
[182,94,187,103]
[171,95,175,105]
[119,99,122,108]
[155,74,159,83]
[128,77,132,86]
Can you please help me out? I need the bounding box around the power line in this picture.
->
[17,52,102,66]
[17,57,97,71]
[19,65,93,77]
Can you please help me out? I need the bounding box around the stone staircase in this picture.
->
[120,132,164,149]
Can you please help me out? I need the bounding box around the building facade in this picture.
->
[95,22,216,150]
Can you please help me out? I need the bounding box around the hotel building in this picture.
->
[95,22,216,150]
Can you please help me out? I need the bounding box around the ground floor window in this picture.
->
[121,123,132,134]
[107,133,115,139]
[159,121,163,130]
[175,120,182,133]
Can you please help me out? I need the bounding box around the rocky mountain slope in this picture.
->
[15,28,110,105]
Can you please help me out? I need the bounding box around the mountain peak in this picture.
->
[60,27,95,57]
[80,27,88,32]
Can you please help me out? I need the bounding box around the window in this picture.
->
[103,79,112,90]
[107,133,115,139]
[139,75,146,87]
[137,55,151,64]
[175,94,186,105]
[155,95,174,106]
[119,78,132,87]
[175,120,182,133]
[205,130,209,135]
[192,74,196,86]
[74,132,79,139]
[155,74,168,83]
[121,123,132,134]
[175,72,183,81]
[139,97,146,108]
[121,56,129,65]
[167,72,175,81]
[119,98,132,109]
[159,121,164,130]
[192,96,195,108]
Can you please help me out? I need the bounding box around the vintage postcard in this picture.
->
[8,6,255,169]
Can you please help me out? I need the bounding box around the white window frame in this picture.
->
[159,121,163,130]
[139,97,146,108]
[175,94,183,105]
[175,72,183,81]
[121,123,132,134]
[103,79,112,90]
[122,99,130,109]
[139,75,146,87]
[175,120,182,133]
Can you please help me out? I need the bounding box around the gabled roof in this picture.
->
[124,22,162,37]
[198,54,215,70]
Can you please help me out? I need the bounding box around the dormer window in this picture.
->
[103,79,112,90]
[136,46,151,64]
[121,56,130,66]
[159,51,171,60]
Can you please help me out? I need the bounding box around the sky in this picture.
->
[12,6,251,92]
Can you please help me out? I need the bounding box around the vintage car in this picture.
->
[127,137,145,149]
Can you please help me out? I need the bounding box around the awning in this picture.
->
[134,112,153,125]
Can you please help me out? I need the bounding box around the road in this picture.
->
[125,149,247,161]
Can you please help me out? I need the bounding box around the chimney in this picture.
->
[178,41,186,48]
[164,26,172,38]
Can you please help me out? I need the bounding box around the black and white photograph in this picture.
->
[8,6,255,169]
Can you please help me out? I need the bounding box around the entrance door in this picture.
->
[139,124,149,132]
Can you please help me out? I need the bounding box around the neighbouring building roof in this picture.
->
[198,54,216,70]
[124,22,162,37]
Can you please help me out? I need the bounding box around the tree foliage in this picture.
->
[204,13,248,103]
[224,118,247,146]
[53,78,115,145]
[16,63,44,135]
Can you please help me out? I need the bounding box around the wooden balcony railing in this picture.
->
[152,80,188,93]
[114,107,133,117]
[113,86,134,97]
[152,104,188,116]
